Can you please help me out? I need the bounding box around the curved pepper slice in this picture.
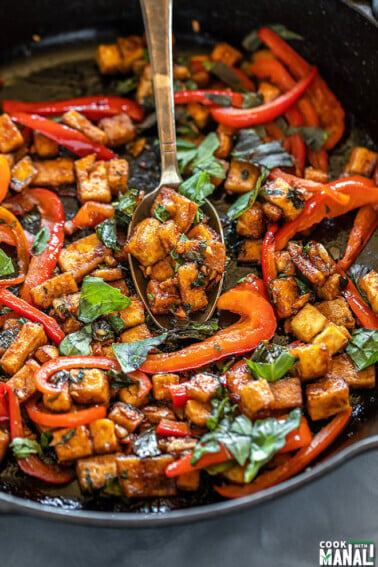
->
[210,67,317,128]
[261,223,278,287]
[337,268,378,330]
[269,168,347,204]
[140,278,276,374]
[338,205,378,272]
[26,399,107,428]
[0,206,29,286]
[214,408,352,498]
[71,201,114,230]
[0,155,11,203]
[166,445,231,478]
[5,189,65,304]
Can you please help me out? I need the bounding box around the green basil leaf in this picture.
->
[204,93,233,107]
[169,318,219,341]
[176,138,198,171]
[115,76,139,95]
[152,203,172,222]
[209,61,246,92]
[245,352,297,382]
[286,126,330,151]
[78,277,131,323]
[108,314,127,333]
[40,431,53,450]
[346,328,378,371]
[113,188,139,226]
[95,217,118,250]
[31,225,50,256]
[59,324,93,356]
[179,171,215,205]
[241,92,264,109]
[112,333,168,374]
[232,129,293,169]
[10,437,42,459]
[227,166,269,220]
[0,249,15,277]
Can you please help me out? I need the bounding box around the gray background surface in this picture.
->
[0,449,377,567]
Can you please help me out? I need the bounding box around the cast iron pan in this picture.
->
[0,0,377,526]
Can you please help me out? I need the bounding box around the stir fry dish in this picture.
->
[0,26,377,504]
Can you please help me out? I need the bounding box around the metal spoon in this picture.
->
[128,0,224,330]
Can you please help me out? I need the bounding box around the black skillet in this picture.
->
[0,0,377,526]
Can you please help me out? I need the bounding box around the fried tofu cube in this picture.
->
[225,160,260,194]
[150,187,198,233]
[304,166,329,183]
[62,110,108,145]
[117,36,145,73]
[262,201,283,222]
[258,81,281,103]
[240,379,274,415]
[146,279,180,315]
[214,124,234,159]
[108,403,144,432]
[187,102,210,130]
[261,178,305,221]
[52,425,93,462]
[344,147,378,177]
[52,292,81,320]
[127,218,166,266]
[187,223,219,242]
[99,113,136,147]
[275,250,296,276]
[315,298,355,329]
[329,354,376,389]
[43,383,72,413]
[96,43,123,74]
[120,323,152,344]
[185,399,212,426]
[291,304,328,342]
[177,263,208,312]
[58,233,111,281]
[211,42,242,66]
[203,241,226,274]
[315,274,344,301]
[186,373,219,403]
[143,404,176,424]
[152,373,180,401]
[31,157,75,187]
[10,156,37,192]
[107,158,129,195]
[116,297,145,329]
[149,258,174,282]
[117,454,177,498]
[6,359,40,402]
[90,267,123,282]
[177,470,201,491]
[312,322,350,355]
[70,368,110,405]
[236,203,265,239]
[1,322,47,375]
[289,343,331,381]
[34,345,59,364]
[89,419,119,454]
[359,271,378,314]
[238,239,263,264]
[76,454,119,492]
[306,375,350,421]
[0,114,24,153]
[30,272,78,309]
[158,220,181,253]
[271,277,299,319]
[0,430,10,465]
[75,154,111,203]
[136,64,153,106]
[269,377,303,410]
[33,132,58,158]
[108,279,129,295]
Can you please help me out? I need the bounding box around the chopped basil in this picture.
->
[170,239,207,271]
[286,126,330,152]
[177,132,225,179]
[40,431,53,450]
[78,277,131,323]
[227,166,270,220]
[108,314,126,334]
[10,437,42,459]
[168,318,219,341]
[207,61,246,92]
[95,217,118,250]
[245,351,297,382]
[113,189,139,226]
[31,225,50,256]
[204,93,233,107]
[243,24,303,52]
[92,319,115,342]
[348,264,370,303]
[346,328,378,371]
[102,475,123,497]
[232,129,293,169]
[112,333,168,374]
[207,396,235,431]
[115,75,139,95]
[59,324,92,356]
[152,204,171,222]
[241,92,264,109]
[107,369,134,389]
[179,171,215,205]
[0,249,15,277]
[133,428,161,458]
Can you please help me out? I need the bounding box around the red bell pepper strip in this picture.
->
[338,205,378,272]
[156,419,191,437]
[10,113,117,161]
[170,383,189,408]
[337,268,378,330]
[284,105,306,176]
[0,155,10,203]
[0,389,9,422]
[26,399,106,428]
[71,201,114,229]
[3,95,144,122]
[0,224,16,246]
[5,189,65,304]
[0,384,74,484]
[174,89,244,107]
[0,206,29,286]
[261,223,278,287]
[141,278,276,374]
[0,288,65,343]
[277,416,312,453]
[129,370,152,403]
[215,408,352,498]
[269,168,348,205]
[210,67,317,128]
[230,66,256,92]
[257,27,345,149]
[166,444,231,478]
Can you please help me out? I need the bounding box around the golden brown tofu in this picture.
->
[10,156,37,192]
[33,132,59,158]
[271,277,299,319]
[203,241,227,274]
[89,419,119,454]
[316,274,346,301]
[0,114,24,153]
[312,322,350,355]
[290,304,328,342]
[177,263,208,312]
[187,373,219,403]
[117,36,145,72]
[1,322,47,375]
[70,368,110,405]
[116,297,145,329]
[185,399,212,427]
[107,158,129,195]
[108,402,144,432]
[225,160,260,194]
[262,201,283,222]
[52,425,93,462]
[52,292,81,320]
[187,102,210,130]
[240,379,274,416]
[143,404,176,425]
[275,250,296,276]
[221,464,247,485]
[269,377,303,410]
[34,344,59,364]
[108,279,129,295]
[236,203,265,239]
[120,323,152,344]
[287,242,325,287]
[211,42,242,66]
[30,272,78,309]
[344,147,378,177]
[187,223,219,242]
[6,359,40,402]
[31,157,75,187]
[214,124,235,159]
[62,110,108,145]
[43,383,72,413]
[306,375,350,421]
[75,154,111,203]
[127,218,166,267]
[146,279,180,315]
[90,267,123,282]
[315,298,355,329]
[117,454,177,498]
[290,343,331,381]
[177,470,201,491]
[238,239,263,264]
[76,454,119,492]
[152,373,180,401]
[258,81,281,103]
[149,258,175,282]
[261,178,305,221]
[136,64,153,106]
[158,220,181,253]
[329,354,376,389]
[96,44,123,74]
[99,113,136,147]
[0,430,10,465]
[58,233,111,281]
[359,271,378,314]
[304,166,329,183]
[150,187,198,233]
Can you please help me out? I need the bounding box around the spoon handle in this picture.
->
[140,0,182,189]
